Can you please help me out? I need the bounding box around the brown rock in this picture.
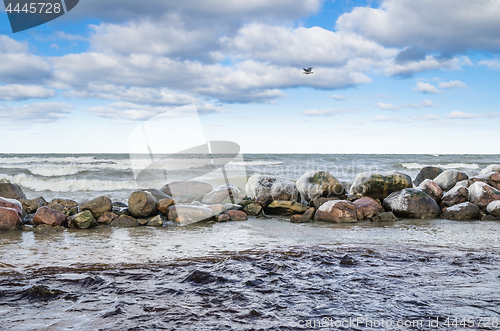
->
[370,211,398,222]
[227,210,247,221]
[0,197,23,216]
[157,198,176,214]
[471,172,500,190]
[418,179,443,203]
[440,186,469,208]
[354,197,385,220]
[314,200,357,223]
[0,183,26,199]
[18,197,47,214]
[266,200,310,216]
[34,224,65,234]
[255,194,273,209]
[290,208,315,223]
[442,202,480,221]
[383,189,441,219]
[469,182,500,209]
[243,203,262,216]
[50,199,78,209]
[79,196,113,219]
[33,207,65,226]
[216,214,230,222]
[110,215,139,228]
[128,191,158,218]
[97,211,117,224]
[167,205,213,225]
[0,207,22,231]
[311,197,340,210]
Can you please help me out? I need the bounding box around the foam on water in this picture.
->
[401,162,479,170]
[0,174,140,192]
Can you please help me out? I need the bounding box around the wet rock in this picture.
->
[33,207,65,226]
[167,205,213,225]
[350,172,413,201]
[314,200,357,223]
[481,215,497,221]
[161,181,213,203]
[0,183,26,199]
[157,198,176,214]
[50,199,78,209]
[18,197,47,214]
[296,171,344,202]
[471,172,500,190]
[413,166,443,186]
[340,254,356,265]
[383,189,441,219]
[370,211,398,222]
[245,174,299,201]
[0,197,23,216]
[0,207,22,230]
[97,211,117,224]
[202,184,246,205]
[146,215,163,227]
[440,186,469,208]
[442,202,480,221]
[266,200,310,216]
[227,210,247,221]
[255,194,273,209]
[354,197,385,220]
[34,224,65,234]
[110,215,139,228]
[215,214,230,222]
[290,208,315,223]
[311,197,340,210]
[79,196,112,219]
[21,225,35,231]
[47,203,64,212]
[468,182,500,209]
[137,218,149,226]
[433,170,469,192]
[347,194,363,202]
[128,191,158,218]
[480,164,500,175]
[486,200,500,217]
[69,210,95,229]
[243,203,262,216]
[418,179,443,203]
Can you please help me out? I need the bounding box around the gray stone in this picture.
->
[383,189,441,219]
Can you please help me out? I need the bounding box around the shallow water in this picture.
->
[1,218,499,330]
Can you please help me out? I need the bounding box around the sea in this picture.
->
[0,153,499,330]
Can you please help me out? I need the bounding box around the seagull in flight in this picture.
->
[302,67,314,75]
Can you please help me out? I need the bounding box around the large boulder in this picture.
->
[167,205,213,225]
[468,182,500,209]
[470,172,500,190]
[311,197,340,210]
[440,186,469,208]
[480,164,500,175]
[350,172,412,201]
[0,207,22,231]
[33,207,66,226]
[18,197,47,214]
[383,189,441,219]
[69,210,95,229]
[414,166,443,186]
[0,197,23,216]
[296,171,344,202]
[354,197,384,220]
[442,202,480,221]
[202,184,246,205]
[433,170,468,192]
[128,191,158,218]
[313,200,357,223]
[265,200,310,216]
[486,201,500,217]
[245,174,299,201]
[418,179,443,203]
[161,181,213,203]
[0,183,26,199]
[79,196,112,219]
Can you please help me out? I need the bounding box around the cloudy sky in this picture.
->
[0,0,499,154]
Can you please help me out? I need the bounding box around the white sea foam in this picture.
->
[401,163,479,170]
[481,164,500,175]
[0,174,139,192]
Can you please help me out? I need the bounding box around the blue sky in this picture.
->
[0,0,499,154]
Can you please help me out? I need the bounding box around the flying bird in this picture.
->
[302,67,314,75]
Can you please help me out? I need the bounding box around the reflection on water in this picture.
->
[0,218,499,330]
